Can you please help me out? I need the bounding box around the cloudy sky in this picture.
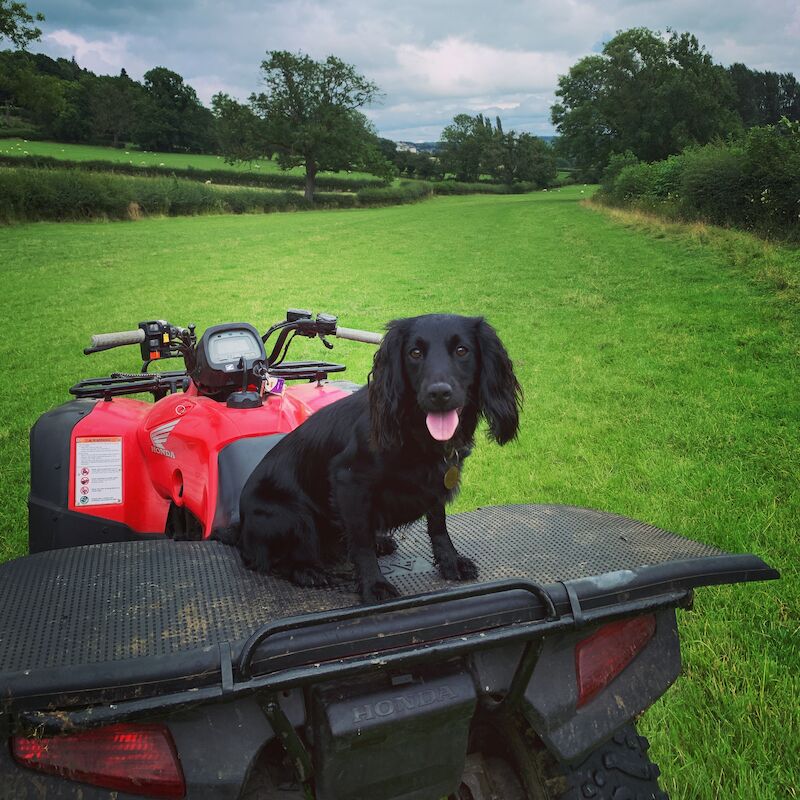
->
[26,0,800,142]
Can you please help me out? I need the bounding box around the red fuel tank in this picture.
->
[61,382,351,539]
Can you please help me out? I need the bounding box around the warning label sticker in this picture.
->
[75,437,123,506]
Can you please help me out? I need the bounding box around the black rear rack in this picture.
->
[11,578,690,736]
[69,362,348,400]
[0,504,778,735]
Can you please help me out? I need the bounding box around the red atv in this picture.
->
[29,309,377,551]
[3,309,778,799]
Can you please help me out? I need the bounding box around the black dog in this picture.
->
[226,314,521,603]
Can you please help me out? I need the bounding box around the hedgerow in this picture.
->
[0,168,339,222]
[356,181,432,205]
[0,168,428,223]
[596,121,800,241]
[0,153,387,192]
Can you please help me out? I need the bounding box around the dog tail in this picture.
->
[210,524,239,545]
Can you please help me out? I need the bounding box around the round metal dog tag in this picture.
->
[444,465,461,490]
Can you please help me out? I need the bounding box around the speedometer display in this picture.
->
[207,330,262,363]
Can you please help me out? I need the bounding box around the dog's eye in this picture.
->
[455,345,469,357]
[409,348,423,360]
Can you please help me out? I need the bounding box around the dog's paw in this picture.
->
[375,533,398,556]
[438,554,478,581]
[291,566,332,588]
[360,578,401,604]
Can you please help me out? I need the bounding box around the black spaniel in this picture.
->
[227,314,522,603]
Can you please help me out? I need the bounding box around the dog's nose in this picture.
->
[427,382,453,406]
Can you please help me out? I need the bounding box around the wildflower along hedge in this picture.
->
[596,120,800,241]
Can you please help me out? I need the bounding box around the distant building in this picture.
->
[395,142,418,153]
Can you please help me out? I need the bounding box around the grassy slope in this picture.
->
[0,137,377,180]
[0,187,797,797]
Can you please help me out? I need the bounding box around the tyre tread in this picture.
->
[554,724,669,800]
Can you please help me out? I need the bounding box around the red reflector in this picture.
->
[575,614,656,707]
[12,723,185,798]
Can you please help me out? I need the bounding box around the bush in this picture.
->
[740,121,800,236]
[0,127,46,141]
[0,167,315,222]
[676,144,749,227]
[650,155,684,199]
[600,151,639,193]
[430,180,538,196]
[0,168,131,221]
[595,122,800,241]
[611,162,658,201]
[357,181,432,206]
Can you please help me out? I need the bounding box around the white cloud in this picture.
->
[31,0,800,140]
[44,29,147,77]
[391,37,572,97]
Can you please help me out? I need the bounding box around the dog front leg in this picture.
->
[335,480,401,604]
[426,503,478,580]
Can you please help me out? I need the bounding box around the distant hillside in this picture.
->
[395,141,441,154]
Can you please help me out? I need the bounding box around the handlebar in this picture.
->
[90,329,146,349]
[84,321,193,363]
[335,326,383,345]
[263,313,383,367]
[84,314,383,367]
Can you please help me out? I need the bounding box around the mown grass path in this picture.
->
[0,187,797,797]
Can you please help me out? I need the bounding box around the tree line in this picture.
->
[552,27,800,181]
[4,4,795,199]
[0,2,557,199]
[0,50,217,152]
[0,46,557,199]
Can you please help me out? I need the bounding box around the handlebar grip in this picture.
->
[90,329,146,348]
[335,327,383,345]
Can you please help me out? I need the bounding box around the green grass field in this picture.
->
[0,187,797,797]
[0,137,377,180]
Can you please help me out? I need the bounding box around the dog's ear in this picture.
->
[475,318,522,445]
[368,320,407,450]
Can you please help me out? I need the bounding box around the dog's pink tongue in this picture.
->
[426,409,460,441]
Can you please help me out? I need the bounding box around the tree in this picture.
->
[492,132,556,186]
[375,137,397,164]
[89,71,143,146]
[49,77,92,142]
[728,63,800,127]
[0,0,44,49]
[250,50,387,201]
[551,28,740,180]
[135,67,214,152]
[439,114,555,187]
[211,92,266,165]
[12,67,66,129]
[439,113,494,181]
[411,151,444,181]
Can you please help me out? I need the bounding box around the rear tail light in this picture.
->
[12,722,185,798]
[575,614,656,707]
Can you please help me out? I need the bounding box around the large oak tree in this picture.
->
[551,28,740,180]
[250,51,388,201]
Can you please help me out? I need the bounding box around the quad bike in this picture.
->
[28,310,379,551]
[0,310,779,799]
